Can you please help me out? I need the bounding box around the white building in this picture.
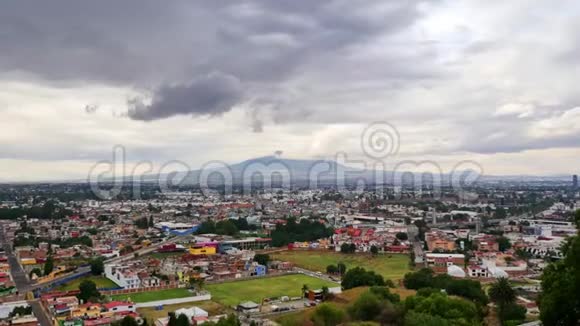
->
[104,264,139,289]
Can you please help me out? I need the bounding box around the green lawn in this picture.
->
[206,274,337,306]
[272,250,410,281]
[56,275,119,291]
[111,288,193,303]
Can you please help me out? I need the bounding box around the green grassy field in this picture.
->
[206,274,337,306]
[272,250,410,281]
[56,275,119,291]
[111,288,193,303]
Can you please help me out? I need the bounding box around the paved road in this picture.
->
[406,224,424,264]
[0,224,52,326]
[29,300,52,326]
[293,267,341,284]
[0,225,30,292]
[27,237,176,291]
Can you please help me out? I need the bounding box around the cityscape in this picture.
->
[1,1,580,326]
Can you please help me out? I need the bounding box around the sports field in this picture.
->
[111,288,193,303]
[272,250,410,281]
[206,274,337,306]
[56,275,119,291]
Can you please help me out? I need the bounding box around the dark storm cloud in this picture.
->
[0,0,427,84]
[0,0,435,124]
[127,72,244,121]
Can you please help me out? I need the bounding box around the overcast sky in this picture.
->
[1,0,580,181]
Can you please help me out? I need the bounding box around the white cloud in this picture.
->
[1,0,580,180]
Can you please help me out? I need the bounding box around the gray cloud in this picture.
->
[127,72,244,121]
[3,0,580,175]
[84,104,99,114]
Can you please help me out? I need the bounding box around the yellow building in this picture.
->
[188,246,216,255]
[20,258,36,265]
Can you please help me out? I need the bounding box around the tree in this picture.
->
[301,284,309,296]
[489,278,516,325]
[405,292,479,324]
[9,306,32,318]
[215,220,238,236]
[29,268,42,279]
[497,236,511,252]
[349,243,356,253]
[120,316,139,326]
[340,243,351,253]
[43,255,54,276]
[321,286,330,300]
[369,286,400,303]
[445,279,488,306]
[214,314,240,326]
[78,280,101,303]
[403,268,434,290]
[270,217,334,247]
[337,262,347,275]
[404,311,450,326]
[189,277,205,291]
[370,245,379,255]
[514,248,532,261]
[149,216,155,228]
[167,312,178,326]
[253,254,270,266]
[538,211,580,326]
[135,217,149,229]
[176,313,191,326]
[494,207,507,219]
[90,257,105,275]
[326,265,338,274]
[311,303,346,326]
[349,291,383,321]
[342,267,385,290]
[395,232,408,241]
[499,303,526,323]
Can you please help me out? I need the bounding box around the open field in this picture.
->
[137,300,225,322]
[206,274,337,306]
[273,287,416,326]
[272,250,411,280]
[56,275,119,291]
[143,252,185,260]
[111,288,193,303]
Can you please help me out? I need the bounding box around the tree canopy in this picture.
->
[270,217,333,247]
[538,209,580,325]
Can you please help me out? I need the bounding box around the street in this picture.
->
[0,224,52,326]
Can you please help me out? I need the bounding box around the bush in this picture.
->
[311,303,346,326]
[326,265,338,274]
[403,268,434,290]
[342,267,385,290]
[499,303,526,323]
[349,292,383,321]
[369,286,400,303]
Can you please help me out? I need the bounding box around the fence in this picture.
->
[41,270,91,288]
[204,270,296,286]
[135,293,212,308]
[100,283,180,296]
